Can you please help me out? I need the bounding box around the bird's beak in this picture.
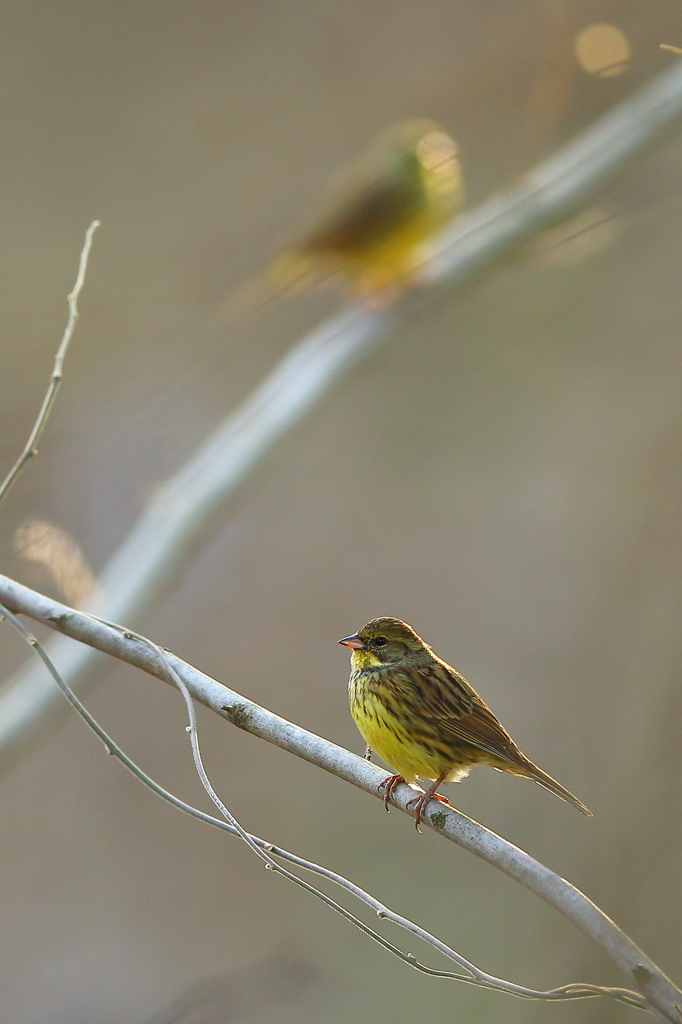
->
[338,633,366,650]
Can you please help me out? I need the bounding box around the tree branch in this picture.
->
[0,599,647,1011]
[2,62,682,764]
[0,573,679,1022]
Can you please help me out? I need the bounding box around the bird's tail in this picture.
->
[516,758,593,817]
[219,250,330,328]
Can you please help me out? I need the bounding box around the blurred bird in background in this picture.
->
[226,118,464,319]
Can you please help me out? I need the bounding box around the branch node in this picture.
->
[221,702,253,730]
[46,612,70,630]
[634,965,655,983]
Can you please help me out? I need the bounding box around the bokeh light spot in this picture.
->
[574,24,631,78]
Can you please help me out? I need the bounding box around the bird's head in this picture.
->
[373,118,461,194]
[338,616,429,668]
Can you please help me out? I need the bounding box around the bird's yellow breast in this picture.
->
[334,210,437,287]
[348,669,460,783]
[333,168,461,294]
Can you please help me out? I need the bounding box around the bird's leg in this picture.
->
[378,773,405,812]
[406,770,450,832]
[363,745,373,762]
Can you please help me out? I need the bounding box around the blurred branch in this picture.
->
[2,64,682,760]
[0,220,100,507]
[0,575,679,1022]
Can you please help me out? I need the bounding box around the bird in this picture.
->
[225,118,463,319]
[338,617,592,830]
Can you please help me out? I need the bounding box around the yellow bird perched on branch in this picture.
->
[227,118,464,318]
[340,617,592,831]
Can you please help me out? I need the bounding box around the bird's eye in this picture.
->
[373,637,387,647]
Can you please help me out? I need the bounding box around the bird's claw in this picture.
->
[378,773,405,812]
[406,792,429,832]
[406,789,451,832]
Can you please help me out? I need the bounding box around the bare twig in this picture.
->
[0,221,100,507]
[0,576,679,1022]
[0,599,648,1012]
[3,62,682,765]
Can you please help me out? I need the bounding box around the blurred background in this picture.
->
[0,2,681,1022]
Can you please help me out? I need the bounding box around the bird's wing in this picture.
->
[405,661,524,765]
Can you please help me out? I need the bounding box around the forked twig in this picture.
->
[0,220,100,507]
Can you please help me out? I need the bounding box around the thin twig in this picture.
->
[0,601,647,1012]
[0,221,100,507]
[4,61,682,768]
[0,576,679,1022]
